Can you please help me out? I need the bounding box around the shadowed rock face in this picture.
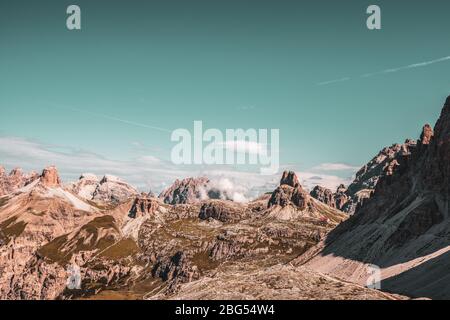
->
[300,96,450,300]
[310,186,336,208]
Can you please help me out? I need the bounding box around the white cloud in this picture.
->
[296,171,352,191]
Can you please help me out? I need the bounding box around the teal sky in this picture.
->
[1,0,450,192]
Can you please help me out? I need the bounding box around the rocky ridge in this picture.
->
[298,96,450,299]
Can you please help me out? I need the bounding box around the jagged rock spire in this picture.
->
[40,166,61,187]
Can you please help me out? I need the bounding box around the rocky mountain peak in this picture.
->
[6,167,25,189]
[9,167,24,178]
[159,177,210,205]
[39,166,61,187]
[420,124,434,145]
[67,173,138,203]
[0,166,5,176]
[269,172,309,210]
[279,171,300,188]
[301,96,450,299]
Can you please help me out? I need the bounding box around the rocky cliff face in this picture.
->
[299,96,450,299]
[310,139,418,214]
[310,186,336,208]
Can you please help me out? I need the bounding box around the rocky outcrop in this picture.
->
[300,96,450,299]
[152,251,200,292]
[199,200,246,223]
[265,171,348,223]
[128,195,159,218]
[159,177,210,205]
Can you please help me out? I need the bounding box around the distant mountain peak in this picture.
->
[39,166,61,188]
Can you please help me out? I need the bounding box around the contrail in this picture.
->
[48,103,171,133]
[362,55,450,78]
[317,77,350,86]
[318,55,450,86]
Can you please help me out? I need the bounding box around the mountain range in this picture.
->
[1,96,449,300]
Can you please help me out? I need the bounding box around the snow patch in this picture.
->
[45,187,95,212]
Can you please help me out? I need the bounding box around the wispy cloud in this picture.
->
[0,136,353,197]
[317,77,350,86]
[0,136,182,192]
[311,162,360,171]
[317,55,450,86]
[0,136,279,196]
